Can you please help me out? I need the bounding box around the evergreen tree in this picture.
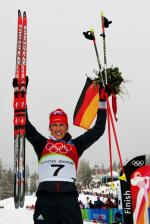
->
[25,165,30,194]
[0,159,3,199]
[112,160,118,171]
[77,159,92,188]
[0,168,14,199]
[0,159,3,179]
[30,172,39,194]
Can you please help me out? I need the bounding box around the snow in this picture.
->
[0,195,36,224]
[0,195,96,224]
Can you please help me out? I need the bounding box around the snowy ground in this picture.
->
[0,195,36,224]
[0,195,98,224]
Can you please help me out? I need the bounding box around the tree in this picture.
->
[77,159,92,188]
[0,159,3,180]
[112,161,118,171]
[0,159,3,198]
[30,172,39,194]
[25,165,30,194]
[0,168,14,199]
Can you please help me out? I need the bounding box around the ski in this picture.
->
[13,10,27,209]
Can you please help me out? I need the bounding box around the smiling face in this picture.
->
[49,123,68,140]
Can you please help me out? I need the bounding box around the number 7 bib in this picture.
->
[38,140,79,183]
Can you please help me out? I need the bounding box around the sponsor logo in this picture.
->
[131,160,144,167]
[37,214,44,220]
[46,142,72,154]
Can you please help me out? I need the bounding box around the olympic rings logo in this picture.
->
[46,142,72,154]
[131,160,144,167]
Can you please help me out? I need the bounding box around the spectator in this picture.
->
[89,200,94,208]
[114,211,123,223]
[114,197,119,208]
[104,197,114,208]
[94,197,104,208]
[79,200,85,209]
[85,197,90,208]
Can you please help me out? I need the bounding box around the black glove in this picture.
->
[13,78,18,88]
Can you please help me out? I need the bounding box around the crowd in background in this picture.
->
[79,196,118,209]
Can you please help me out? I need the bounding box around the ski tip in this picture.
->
[23,11,26,17]
[18,9,21,16]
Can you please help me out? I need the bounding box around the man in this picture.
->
[85,196,90,208]
[25,85,107,223]
[26,95,107,224]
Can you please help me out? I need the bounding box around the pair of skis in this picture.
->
[13,10,27,208]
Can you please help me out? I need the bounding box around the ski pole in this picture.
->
[83,29,105,87]
[100,11,107,85]
[106,94,126,181]
[100,11,112,85]
[107,94,114,186]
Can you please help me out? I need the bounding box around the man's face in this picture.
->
[49,123,68,140]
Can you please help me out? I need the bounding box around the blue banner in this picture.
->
[81,208,124,223]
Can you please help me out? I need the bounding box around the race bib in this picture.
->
[39,153,77,183]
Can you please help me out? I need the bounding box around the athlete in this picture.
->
[25,87,107,224]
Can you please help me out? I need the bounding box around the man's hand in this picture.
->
[99,88,107,109]
[99,88,106,101]
[99,84,112,101]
